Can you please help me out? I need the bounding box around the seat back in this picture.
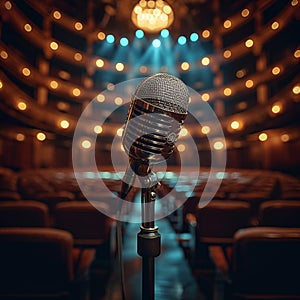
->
[232,227,300,299]
[196,200,252,244]
[0,228,73,297]
[259,200,300,227]
[54,201,113,247]
[0,201,49,227]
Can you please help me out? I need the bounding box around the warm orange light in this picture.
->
[60,120,69,129]
[245,39,254,48]
[0,81,3,89]
[94,125,103,134]
[181,62,190,71]
[230,120,240,130]
[224,88,232,96]
[115,63,124,71]
[241,9,249,17]
[294,49,300,58]
[177,144,186,152]
[0,50,8,59]
[114,97,123,105]
[97,32,106,40]
[4,1,12,10]
[201,126,210,134]
[236,69,246,78]
[81,139,91,149]
[96,59,104,68]
[293,85,300,95]
[258,133,268,142]
[72,88,81,97]
[271,103,281,114]
[272,66,281,75]
[16,133,25,141]
[223,20,232,29]
[271,21,279,30]
[50,41,58,50]
[201,93,210,101]
[202,30,210,38]
[74,22,83,31]
[223,50,231,58]
[245,79,254,88]
[201,57,210,66]
[96,94,105,102]
[74,53,82,61]
[36,132,46,141]
[50,80,58,89]
[24,24,32,32]
[17,101,27,111]
[53,11,61,19]
[213,141,225,150]
[291,0,298,6]
[281,134,290,142]
[22,68,31,76]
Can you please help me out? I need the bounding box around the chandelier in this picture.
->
[131,0,174,33]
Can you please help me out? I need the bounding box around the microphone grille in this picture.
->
[134,73,189,114]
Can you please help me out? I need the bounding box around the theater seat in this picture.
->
[259,200,300,227]
[0,201,50,227]
[0,227,86,299]
[232,227,300,299]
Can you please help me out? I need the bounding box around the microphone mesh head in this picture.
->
[134,73,189,114]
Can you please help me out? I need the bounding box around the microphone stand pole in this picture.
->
[137,165,161,300]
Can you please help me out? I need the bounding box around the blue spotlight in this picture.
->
[152,39,161,48]
[120,37,129,47]
[135,29,144,39]
[190,32,199,42]
[106,34,115,44]
[177,36,187,45]
[160,29,169,38]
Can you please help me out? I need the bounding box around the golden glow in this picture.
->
[131,0,174,33]
[24,24,32,32]
[258,133,268,142]
[60,120,69,129]
[202,30,210,38]
[114,97,123,105]
[213,141,225,150]
[291,0,298,6]
[117,128,124,137]
[16,133,25,141]
[0,81,3,89]
[201,93,210,101]
[72,88,81,96]
[236,69,246,78]
[74,22,83,31]
[177,144,185,152]
[50,80,58,89]
[139,66,148,73]
[271,103,281,114]
[97,32,106,40]
[17,101,27,111]
[224,88,232,96]
[0,50,8,59]
[201,57,210,66]
[4,1,12,10]
[22,68,31,76]
[294,49,300,58]
[96,94,105,102]
[271,21,279,30]
[292,85,300,94]
[180,127,188,137]
[245,79,254,88]
[53,11,61,19]
[94,125,103,134]
[230,120,240,130]
[272,66,281,75]
[241,8,249,17]
[181,62,190,71]
[223,50,231,58]
[223,19,232,29]
[36,132,46,141]
[81,139,91,149]
[74,53,82,61]
[281,134,290,142]
[115,62,124,71]
[96,58,104,68]
[121,144,125,152]
[245,39,254,48]
[50,41,58,50]
[201,126,210,134]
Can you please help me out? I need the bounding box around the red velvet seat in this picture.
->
[0,200,49,227]
[232,227,300,299]
[0,228,87,299]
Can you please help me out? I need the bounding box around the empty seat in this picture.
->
[0,227,84,299]
[232,227,300,299]
[259,200,300,227]
[0,200,49,227]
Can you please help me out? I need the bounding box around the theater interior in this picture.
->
[0,0,300,299]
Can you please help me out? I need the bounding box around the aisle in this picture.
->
[104,218,206,300]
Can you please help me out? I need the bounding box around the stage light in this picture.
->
[16,133,25,141]
[181,62,190,71]
[291,0,298,6]
[114,97,123,105]
[190,32,199,42]
[115,63,124,71]
[96,94,105,102]
[241,9,249,17]
[120,37,129,47]
[271,21,279,30]
[161,29,169,38]
[50,80,58,89]
[74,52,82,61]
[224,88,232,96]
[60,120,69,129]
[213,141,225,150]
[96,58,104,68]
[259,133,268,142]
[293,85,300,95]
[152,39,161,48]
[223,20,232,29]
[177,36,187,45]
[24,24,32,32]
[94,125,103,134]
[245,39,254,48]
[135,29,144,39]
[245,79,254,88]
[22,68,31,76]
[177,144,185,152]
[201,93,210,101]
[106,34,115,44]
[37,132,46,141]
[0,50,8,59]
[271,103,282,114]
[72,88,81,96]
[272,66,281,75]
[97,32,106,40]
[201,57,210,66]
[201,126,210,134]
[53,11,61,19]
[230,121,240,130]
[81,139,91,149]
[223,50,231,58]
[17,101,27,111]
[281,134,290,142]
[294,49,300,58]
[117,128,124,137]
[4,1,12,10]
[75,22,83,31]
[131,0,174,33]
[202,30,210,38]
[50,41,58,50]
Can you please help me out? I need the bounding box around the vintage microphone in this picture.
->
[120,73,189,300]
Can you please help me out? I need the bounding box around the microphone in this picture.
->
[120,73,189,199]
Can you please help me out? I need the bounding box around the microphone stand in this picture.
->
[136,164,161,300]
